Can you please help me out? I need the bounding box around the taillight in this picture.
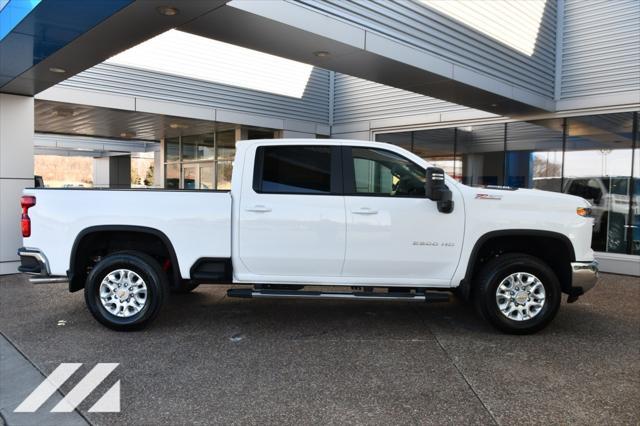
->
[20,195,36,237]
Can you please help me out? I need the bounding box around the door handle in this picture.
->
[351,207,378,215]
[245,205,272,213]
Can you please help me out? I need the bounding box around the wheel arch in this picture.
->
[68,225,180,292]
[459,230,576,299]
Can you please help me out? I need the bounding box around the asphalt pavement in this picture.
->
[0,273,638,425]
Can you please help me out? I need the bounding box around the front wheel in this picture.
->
[84,251,168,331]
[474,253,561,334]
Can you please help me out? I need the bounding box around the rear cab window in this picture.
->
[253,145,341,194]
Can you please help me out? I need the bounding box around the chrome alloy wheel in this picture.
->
[99,269,148,317]
[495,272,546,321]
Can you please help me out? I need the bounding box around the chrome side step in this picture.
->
[29,277,68,284]
[227,288,449,303]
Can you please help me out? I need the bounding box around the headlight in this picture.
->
[576,207,593,217]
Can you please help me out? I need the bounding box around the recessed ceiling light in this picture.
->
[120,131,136,138]
[490,103,498,107]
[313,51,330,58]
[53,107,76,117]
[169,123,189,129]
[49,67,66,73]
[157,6,179,16]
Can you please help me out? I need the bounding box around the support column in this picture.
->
[0,94,34,275]
[92,155,131,189]
[153,149,162,188]
[92,157,111,188]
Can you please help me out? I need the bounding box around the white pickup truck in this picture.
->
[18,139,598,334]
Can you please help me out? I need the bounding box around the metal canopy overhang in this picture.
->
[0,0,228,96]
[1,0,554,116]
[178,1,555,116]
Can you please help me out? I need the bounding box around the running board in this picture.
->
[227,288,449,303]
[29,276,68,284]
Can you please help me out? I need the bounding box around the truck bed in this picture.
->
[22,188,232,279]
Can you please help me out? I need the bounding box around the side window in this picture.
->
[350,147,425,197]
[255,146,333,194]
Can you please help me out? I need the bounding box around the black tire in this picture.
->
[84,251,168,331]
[171,281,200,294]
[473,253,561,335]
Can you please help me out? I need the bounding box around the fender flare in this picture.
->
[68,225,181,292]
[457,229,576,300]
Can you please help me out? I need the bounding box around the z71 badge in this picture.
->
[475,193,502,200]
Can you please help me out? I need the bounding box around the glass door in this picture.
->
[182,164,199,190]
[200,164,214,190]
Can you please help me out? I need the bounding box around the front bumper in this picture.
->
[17,248,68,284]
[571,260,599,294]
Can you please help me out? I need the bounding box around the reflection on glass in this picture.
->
[165,163,180,189]
[181,135,198,161]
[564,113,634,253]
[182,165,198,190]
[632,121,639,254]
[165,137,180,162]
[507,119,563,191]
[247,129,275,139]
[200,164,214,190]
[216,130,236,160]
[414,128,459,179]
[198,135,215,160]
[216,161,233,190]
[457,124,505,186]
[375,132,412,152]
[372,112,640,256]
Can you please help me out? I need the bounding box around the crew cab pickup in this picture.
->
[18,139,599,334]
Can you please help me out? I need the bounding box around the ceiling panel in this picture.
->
[35,99,236,141]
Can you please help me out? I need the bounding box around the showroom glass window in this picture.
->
[413,128,459,179]
[373,111,640,255]
[564,113,634,253]
[376,131,412,152]
[506,119,564,191]
[376,129,460,180]
[632,114,639,255]
[163,127,276,190]
[457,124,505,186]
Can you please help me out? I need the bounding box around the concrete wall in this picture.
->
[0,94,34,274]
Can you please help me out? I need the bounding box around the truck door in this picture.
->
[341,146,464,284]
[238,144,346,278]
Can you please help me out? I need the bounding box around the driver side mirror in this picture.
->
[425,167,454,214]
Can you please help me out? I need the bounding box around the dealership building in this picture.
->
[1,0,638,275]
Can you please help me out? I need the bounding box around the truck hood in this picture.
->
[462,185,590,211]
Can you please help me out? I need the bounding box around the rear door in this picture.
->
[341,146,464,284]
[237,144,346,278]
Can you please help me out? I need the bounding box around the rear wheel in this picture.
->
[84,251,168,331]
[474,253,561,334]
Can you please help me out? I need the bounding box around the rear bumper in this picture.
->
[571,260,599,294]
[17,248,68,284]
